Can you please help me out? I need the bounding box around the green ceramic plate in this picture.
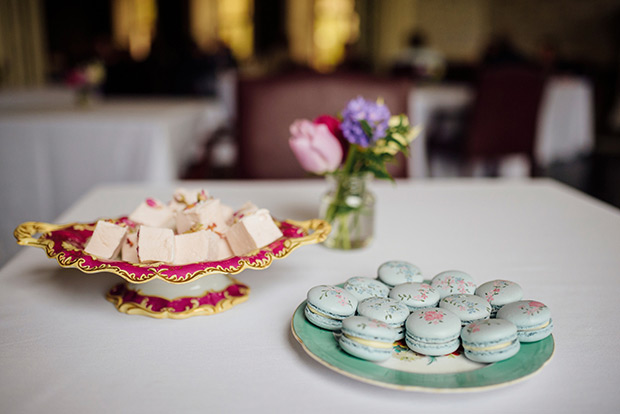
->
[291,301,554,392]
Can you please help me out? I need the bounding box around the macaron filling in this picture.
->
[518,319,552,332]
[341,333,394,349]
[305,302,349,321]
[462,337,518,353]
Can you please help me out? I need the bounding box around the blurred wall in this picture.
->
[0,0,46,87]
[489,0,619,65]
[367,0,619,70]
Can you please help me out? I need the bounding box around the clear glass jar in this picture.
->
[319,172,375,250]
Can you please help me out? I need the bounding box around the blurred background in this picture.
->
[1,0,620,264]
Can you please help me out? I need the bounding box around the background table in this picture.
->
[1,179,619,412]
[408,77,595,177]
[534,77,595,167]
[0,98,227,265]
[408,83,475,178]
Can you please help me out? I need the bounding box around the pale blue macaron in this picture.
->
[430,270,477,299]
[377,261,423,287]
[405,307,461,356]
[357,297,410,340]
[339,315,398,362]
[475,280,524,317]
[389,282,440,311]
[343,276,390,302]
[496,300,554,342]
[439,294,492,326]
[461,319,521,363]
[305,285,358,331]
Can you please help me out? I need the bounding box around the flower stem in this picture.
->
[342,145,358,175]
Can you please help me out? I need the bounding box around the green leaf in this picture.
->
[360,120,373,138]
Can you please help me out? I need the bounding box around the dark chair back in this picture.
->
[237,71,412,179]
[467,66,546,162]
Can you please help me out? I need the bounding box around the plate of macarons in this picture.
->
[291,261,555,392]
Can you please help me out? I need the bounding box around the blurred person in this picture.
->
[481,33,529,67]
[392,30,446,80]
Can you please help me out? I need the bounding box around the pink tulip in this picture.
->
[289,120,343,174]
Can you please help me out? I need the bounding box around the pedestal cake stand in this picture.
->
[15,218,329,319]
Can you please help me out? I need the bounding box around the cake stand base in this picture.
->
[106,274,250,319]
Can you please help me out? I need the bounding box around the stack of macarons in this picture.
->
[303,260,553,364]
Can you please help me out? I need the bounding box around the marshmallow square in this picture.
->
[227,201,258,225]
[137,226,175,263]
[220,203,234,225]
[169,188,208,212]
[84,220,128,260]
[225,209,283,256]
[205,231,233,261]
[121,231,139,263]
[129,198,175,228]
[176,198,228,234]
[173,231,211,265]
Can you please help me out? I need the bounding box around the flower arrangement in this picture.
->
[289,96,419,249]
[65,60,106,107]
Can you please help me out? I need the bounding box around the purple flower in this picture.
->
[340,96,391,147]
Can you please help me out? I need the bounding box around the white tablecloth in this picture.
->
[0,86,75,109]
[0,98,227,265]
[408,77,595,177]
[1,179,619,413]
[535,77,595,166]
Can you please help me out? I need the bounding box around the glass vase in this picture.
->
[319,172,375,250]
[75,88,91,108]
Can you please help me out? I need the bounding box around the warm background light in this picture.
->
[112,0,157,61]
[190,0,254,61]
[312,0,359,72]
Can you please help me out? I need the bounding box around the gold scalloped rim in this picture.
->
[105,278,250,319]
[15,218,330,284]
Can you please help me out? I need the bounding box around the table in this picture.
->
[534,77,595,166]
[1,179,619,412]
[0,98,227,265]
[0,86,75,109]
[408,77,595,177]
[408,84,475,178]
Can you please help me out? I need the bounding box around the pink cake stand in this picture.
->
[14,217,330,319]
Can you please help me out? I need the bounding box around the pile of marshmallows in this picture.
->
[305,261,553,363]
[84,188,283,265]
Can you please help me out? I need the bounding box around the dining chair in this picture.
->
[428,65,546,176]
[237,71,412,179]
[468,65,546,164]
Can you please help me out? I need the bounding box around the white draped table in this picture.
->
[0,98,227,265]
[0,179,618,413]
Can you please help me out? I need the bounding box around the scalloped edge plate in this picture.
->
[15,217,330,284]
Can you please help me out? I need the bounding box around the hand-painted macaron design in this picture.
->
[439,294,491,326]
[304,285,358,331]
[475,280,524,317]
[357,297,410,340]
[496,300,553,342]
[461,319,521,363]
[431,270,477,299]
[377,261,423,287]
[339,315,398,362]
[405,308,461,356]
[343,277,390,302]
[389,282,440,311]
